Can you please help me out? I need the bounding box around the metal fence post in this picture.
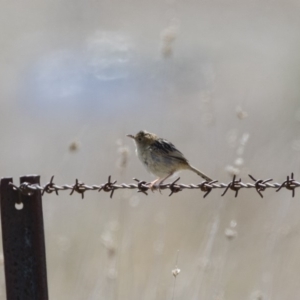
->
[0,175,48,300]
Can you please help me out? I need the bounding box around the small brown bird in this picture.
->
[127,130,212,189]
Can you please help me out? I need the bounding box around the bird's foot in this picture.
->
[148,179,162,193]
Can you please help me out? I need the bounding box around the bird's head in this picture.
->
[127,130,157,147]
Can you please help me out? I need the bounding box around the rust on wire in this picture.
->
[7,173,300,199]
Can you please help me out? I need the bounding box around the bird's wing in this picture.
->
[150,138,189,163]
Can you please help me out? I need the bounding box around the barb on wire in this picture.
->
[98,176,117,198]
[199,179,216,198]
[221,175,241,197]
[70,179,87,199]
[8,173,300,199]
[168,177,182,196]
[133,178,149,195]
[42,175,58,196]
[275,172,297,197]
[248,174,273,198]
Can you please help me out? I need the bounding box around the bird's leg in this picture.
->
[148,178,160,192]
[156,173,173,192]
[148,173,173,192]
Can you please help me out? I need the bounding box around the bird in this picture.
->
[127,130,212,190]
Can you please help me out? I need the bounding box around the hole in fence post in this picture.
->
[15,202,23,210]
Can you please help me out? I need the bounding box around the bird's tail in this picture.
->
[188,165,212,181]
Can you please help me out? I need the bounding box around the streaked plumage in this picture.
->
[127,130,212,189]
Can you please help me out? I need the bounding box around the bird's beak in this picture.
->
[126,134,135,139]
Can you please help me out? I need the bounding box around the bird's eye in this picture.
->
[138,138,142,141]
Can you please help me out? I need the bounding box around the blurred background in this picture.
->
[1,0,300,299]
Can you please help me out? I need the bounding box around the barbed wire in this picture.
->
[7,173,299,199]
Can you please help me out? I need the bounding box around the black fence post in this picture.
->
[0,175,48,300]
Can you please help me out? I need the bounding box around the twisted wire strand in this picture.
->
[7,173,299,199]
